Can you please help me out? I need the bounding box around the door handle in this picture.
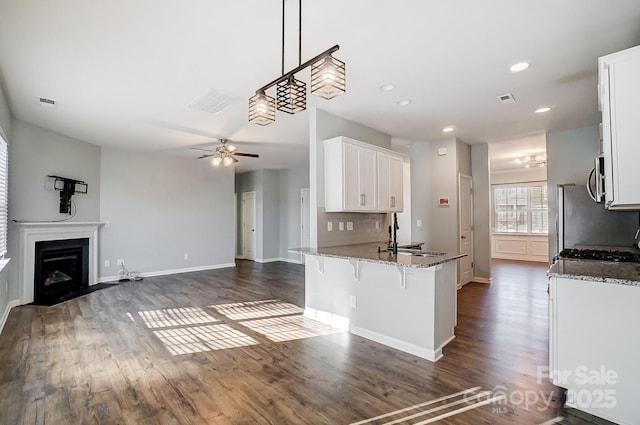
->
[461,235,467,239]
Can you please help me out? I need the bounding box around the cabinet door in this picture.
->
[607,53,640,208]
[343,142,361,210]
[358,146,377,211]
[377,154,391,211]
[389,155,403,212]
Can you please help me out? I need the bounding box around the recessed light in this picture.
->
[442,127,454,133]
[379,84,395,91]
[535,107,551,113]
[510,62,530,73]
[396,99,411,106]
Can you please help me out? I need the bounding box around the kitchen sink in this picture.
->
[394,248,446,257]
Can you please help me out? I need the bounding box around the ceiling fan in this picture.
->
[191,139,259,167]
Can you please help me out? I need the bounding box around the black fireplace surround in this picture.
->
[34,238,89,305]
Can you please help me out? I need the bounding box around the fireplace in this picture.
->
[13,221,104,305]
[34,238,89,304]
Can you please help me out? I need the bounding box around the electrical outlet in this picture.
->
[117,259,125,266]
[376,221,380,230]
[349,295,357,308]
[104,260,110,267]
[339,222,345,231]
[417,219,423,227]
[184,253,189,260]
[104,221,111,228]
[347,222,353,231]
[327,222,333,232]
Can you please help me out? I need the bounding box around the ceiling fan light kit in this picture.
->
[195,139,259,167]
[249,0,346,125]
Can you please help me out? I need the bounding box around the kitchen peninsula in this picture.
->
[290,243,466,361]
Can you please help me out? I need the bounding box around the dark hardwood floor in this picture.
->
[0,259,613,424]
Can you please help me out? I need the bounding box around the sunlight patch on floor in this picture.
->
[153,324,258,355]
[138,307,220,329]
[240,315,343,342]
[210,299,304,320]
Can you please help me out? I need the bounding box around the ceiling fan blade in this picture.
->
[189,147,214,152]
[234,152,260,158]
[197,154,215,159]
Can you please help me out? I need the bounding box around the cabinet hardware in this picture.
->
[391,196,395,208]
[360,194,366,206]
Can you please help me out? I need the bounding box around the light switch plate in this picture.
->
[339,222,345,231]
[327,222,333,232]
[347,222,353,231]
[417,219,423,227]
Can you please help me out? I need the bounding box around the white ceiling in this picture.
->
[489,133,547,171]
[1,1,639,173]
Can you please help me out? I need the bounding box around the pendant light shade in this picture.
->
[277,76,307,114]
[248,92,276,126]
[311,54,346,100]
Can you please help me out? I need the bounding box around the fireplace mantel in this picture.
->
[13,221,106,304]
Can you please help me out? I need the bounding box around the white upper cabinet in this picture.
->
[377,152,403,212]
[599,45,640,209]
[324,137,403,213]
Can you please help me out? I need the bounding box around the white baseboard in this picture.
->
[98,262,236,283]
[491,254,548,263]
[255,257,303,265]
[278,257,303,265]
[0,299,20,335]
[349,324,447,362]
[472,276,492,284]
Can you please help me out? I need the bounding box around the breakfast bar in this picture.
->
[290,243,466,361]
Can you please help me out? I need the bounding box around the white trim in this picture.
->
[255,257,304,264]
[13,221,106,304]
[349,325,453,362]
[0,299,20,335]
[472,276,492,284]
[98,262,236,283]
[279,257,304,265]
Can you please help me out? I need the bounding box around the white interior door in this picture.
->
[458,174,474,287]
[242,191,256,261]
[300,188,310,263]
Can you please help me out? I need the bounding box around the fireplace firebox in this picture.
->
[34,238,89,304]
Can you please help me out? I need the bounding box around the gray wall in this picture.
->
[471,144,490,280]
[457,139,472,176]
[8,120,101,222]
[309,108,392,247]
[0,83,10,140]
[99,148,235,277]
[262,170,280,260]
[278,166,310,261]
[410,137,460,254]
[546,125,600,258]
[6,120,102,305]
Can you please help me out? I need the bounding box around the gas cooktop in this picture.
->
[557,248,640,263]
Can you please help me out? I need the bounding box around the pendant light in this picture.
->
[249,0,345,125]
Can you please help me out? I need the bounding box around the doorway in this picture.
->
[242,191,256,261]
[458,174,474,287]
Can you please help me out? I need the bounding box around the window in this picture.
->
[0,135,7,257]
[494,184,548,234]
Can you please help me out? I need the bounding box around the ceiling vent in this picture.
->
[188,89,234,115]
[497,93,516,104]
[39,97,56,107]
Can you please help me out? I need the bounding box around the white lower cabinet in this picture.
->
[549,277,640,425]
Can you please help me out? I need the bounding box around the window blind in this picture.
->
[0,135,7,257]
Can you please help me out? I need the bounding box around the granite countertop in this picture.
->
[548,245,640,287]
[289,242,466,269]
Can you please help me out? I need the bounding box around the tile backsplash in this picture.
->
[317,208,388,247]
